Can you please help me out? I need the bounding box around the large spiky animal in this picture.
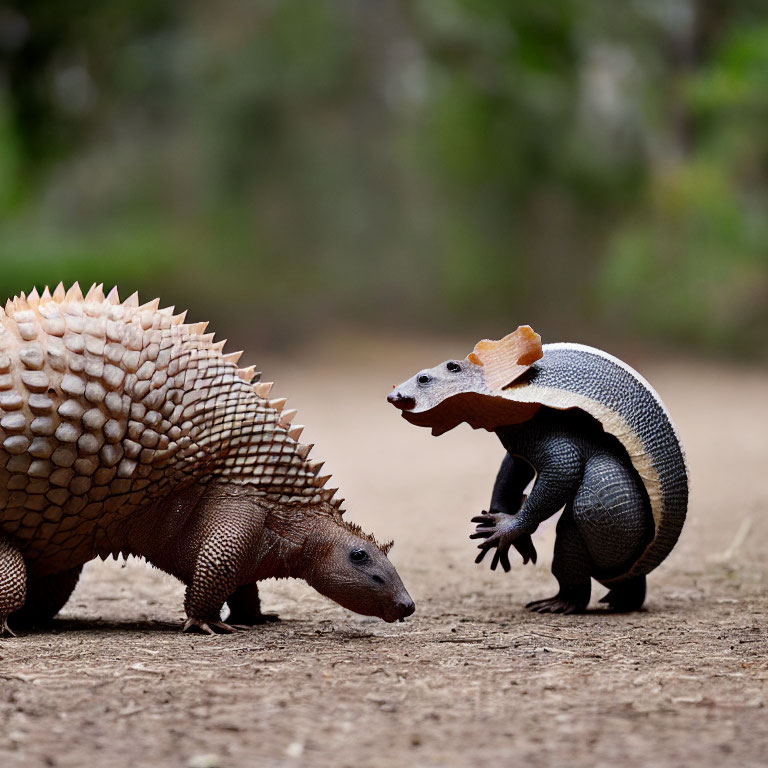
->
[0,283,414,635]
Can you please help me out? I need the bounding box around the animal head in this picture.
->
[306,520,414,623]
[387,326,543,434]
[387,356,487,415]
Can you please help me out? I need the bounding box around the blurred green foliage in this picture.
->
[0,0,766,354]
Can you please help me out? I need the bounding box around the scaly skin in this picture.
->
[471,411,653,612]
[0,284,414,634]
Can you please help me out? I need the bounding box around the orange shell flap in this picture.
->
[467,325,543,391]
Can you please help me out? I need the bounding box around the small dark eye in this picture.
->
[446,361,461,373]
[417,374,431,385]
[350,548,368,563]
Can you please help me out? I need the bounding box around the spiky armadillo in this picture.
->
[388,326,688,614]
[0,283,414,635]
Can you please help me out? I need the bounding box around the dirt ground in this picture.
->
[1,335,767,768]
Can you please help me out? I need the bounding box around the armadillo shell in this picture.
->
[404,343,689,581]
[0,285,340,571]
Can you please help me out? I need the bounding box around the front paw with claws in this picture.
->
[470,511,536,572]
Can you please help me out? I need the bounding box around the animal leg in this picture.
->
[484,453,538,565]
[527,507,591,614]
[473,441,582,572]
[182,519,258,635]
[226,583,279,625]
[0,536,26,637]
[572,452,652,611]
[11,565,83,628]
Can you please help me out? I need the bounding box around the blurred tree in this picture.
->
[602,1,768,353]
[0,0,766,355]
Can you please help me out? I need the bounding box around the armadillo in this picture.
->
[387,326,688,614]
[0,283,414,635]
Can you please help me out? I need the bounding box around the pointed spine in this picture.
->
[254,381,273,398]
[139,297,160,313]
[237,365,257,382]
[53,282,66,302]
[66,282,83,301]
[297,444,313,459]
[86,283,105,302]
[106,286,120,304]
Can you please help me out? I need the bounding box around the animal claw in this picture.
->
[1,619,16,638]
[525,596,585,615]
[182,618,238,635]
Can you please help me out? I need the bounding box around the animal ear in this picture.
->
[467,325,543,391]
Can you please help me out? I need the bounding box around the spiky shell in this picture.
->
[0,284,342,565]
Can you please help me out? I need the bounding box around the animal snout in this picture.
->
[387,391,416,411]
[397,597,415,619]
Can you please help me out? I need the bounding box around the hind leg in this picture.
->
[11,565,83,628]
[226,583,279,625]
[0,537,26,637]
[527,507,592,614]
[573,453,653,611]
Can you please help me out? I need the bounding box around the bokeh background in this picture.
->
[1,0,767,356]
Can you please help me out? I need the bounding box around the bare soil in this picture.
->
[1,336,767,768]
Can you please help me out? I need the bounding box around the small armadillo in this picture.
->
[388,326,688,614]
[0,283,414,635]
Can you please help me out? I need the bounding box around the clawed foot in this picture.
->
[182,618,238,635]
[526,595,587,615]
[1,618,16,638]
[470,510,535,572]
